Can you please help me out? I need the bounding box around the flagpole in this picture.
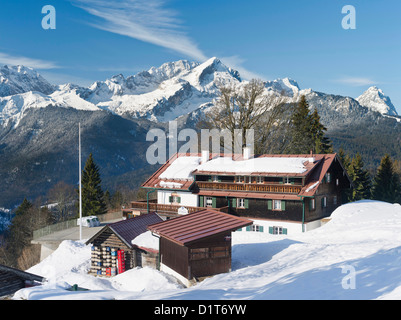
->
[79,122,82,241]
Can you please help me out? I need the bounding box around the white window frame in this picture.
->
[206,197,213,207]
[310,198,315,210]
[171,194,181,204]
[237,198,245,208]
[326,173,331,183]
[212,175,219,182]
[322,196,327,208]
[251,225,263,232]
[256,176,264,184]
[273,200,282,211]
[273,226,283,235]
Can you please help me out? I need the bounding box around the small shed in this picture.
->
[148,209,253,286]
[0,264,44,298]
[85,212,163,276]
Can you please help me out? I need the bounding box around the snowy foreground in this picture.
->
[13,200,401,300]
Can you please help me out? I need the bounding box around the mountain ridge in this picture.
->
[0,57,398,129]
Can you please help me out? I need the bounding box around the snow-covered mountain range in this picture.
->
[0,57,400,209]
[0,57,398,128]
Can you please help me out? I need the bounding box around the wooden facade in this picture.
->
[136,152,352,234]
[87,227,136,272]
[0,265,44,297]
[86,212,163,276]
[160,231,232,281]
[148,209,252,286]
[197,156,350,224]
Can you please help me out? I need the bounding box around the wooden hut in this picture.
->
[0,264,44,298]
[148,208,253,286]
[85,212,163,276]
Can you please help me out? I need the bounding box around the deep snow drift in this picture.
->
[13,200,401,300]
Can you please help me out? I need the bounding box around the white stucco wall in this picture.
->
[237,218,324,235]
[157,190,198,207]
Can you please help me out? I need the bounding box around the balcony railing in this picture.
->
[128,200,229,217]
[196,181,302,194]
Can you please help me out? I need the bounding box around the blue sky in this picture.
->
[1,0,400,113]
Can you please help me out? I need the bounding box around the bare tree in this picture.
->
[199,79,290,154]
[47,181,76,222]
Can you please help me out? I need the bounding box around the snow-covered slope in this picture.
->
[0,65,54,97]
[13,201,401,300]
[357,86,398,116]
[85,57,242,121]
[0,86,99,127]
[265,78,300,97]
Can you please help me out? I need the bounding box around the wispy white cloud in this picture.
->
[334,76,377,87]
[0,52,59,69]
[73,0,207,61]
[73,0,262,81]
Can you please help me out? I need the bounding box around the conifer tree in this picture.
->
[338,148,351,172]
[349,153,371,201]
[287,95,313,154]
[81,153,107,216]
[372,154,401,203]
[310,109,333,154]
[15,198,33,216]
[287,96,332,154]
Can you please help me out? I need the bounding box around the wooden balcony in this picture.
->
[196,181,302,194]
[127,200,229,218]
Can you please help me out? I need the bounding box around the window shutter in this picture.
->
[199,196,204,207]
[232,198,237,208]
[267,200,272,210]
[244,199,249,209]
[212,197,217,208]
[281,201,286,211]
[283,228,288,235]
[208,176,212,182]
[169,196,173,203]
[177,197,181,204]
[246,225,251,232]
[259,226,264,233]
[268,226,273,234]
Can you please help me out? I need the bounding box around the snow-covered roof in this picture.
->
[142,153,342,195]
[131,231,159,251]
[195,156,310,175]
[159,156,201,180]
[157,154,314,181]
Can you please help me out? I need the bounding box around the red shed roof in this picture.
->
[148,209,253,246]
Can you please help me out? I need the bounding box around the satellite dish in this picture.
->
[178,206,189,215]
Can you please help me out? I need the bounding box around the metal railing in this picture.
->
[32,211,123,239]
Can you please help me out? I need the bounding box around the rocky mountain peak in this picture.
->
[357,86,398,116]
